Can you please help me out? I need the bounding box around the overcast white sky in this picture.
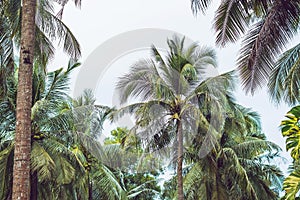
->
[49,0,299,168]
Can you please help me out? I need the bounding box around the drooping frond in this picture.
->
[36,7,81,59]
[35,26,55,61]
[191,71,237,116]
[112,101,171,122]
[238,0,300,94]
[54,156,76,185]
[31,142,55,182]
[116,59,175,104]
[0,15,15,98]
[92,165,127,200]
[237,20,268,94]
[184,162,229,199]
[217,148,258,200]
[191,46,218,81]
[214,0,250,47]
[126,179,160,199]
[231,140,281,159]
[53,0,81,19]
[268,42,300,105]
[190,0,213,15]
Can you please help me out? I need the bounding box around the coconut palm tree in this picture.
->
[190,0,300,94]
[12,0,37,198]
[0,62,145,199]
[115,36,236,200]
[4,0,82,198]
[183,104,283,200]
[1,60,80,199]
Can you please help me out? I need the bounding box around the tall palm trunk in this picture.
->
[12,0,36,199]
[177,119,184,200]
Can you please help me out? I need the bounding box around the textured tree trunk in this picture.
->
[12,0,36,199]
[177,119,184,200]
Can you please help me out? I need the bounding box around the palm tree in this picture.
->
[190,0,300,94]
[183,104,283,200]
[12,0,37,198]
[1,60,80,199]
[115,36,235,200]
[3,0,82,198]
[0,61,126,199]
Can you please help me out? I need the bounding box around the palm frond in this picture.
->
[214,0,250,46]
[43,60,80,103]
[54,156,76,185]
[0,15,15,98]
[92,165,127,200]
[116,59,175,104]
[53,0,81,20]
[192,46,217,71]
[127,180,160,199]
[218,148,258,200]
[238,1,300,93]
[34,25,55,61]
[268,42,300,105]
[112,100,172,122]
[231,140,281,159]
[36,7,81,59]
[31,142,55,182]
[190,0,212,14]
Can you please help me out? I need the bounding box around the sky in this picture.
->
[49,0,298,170]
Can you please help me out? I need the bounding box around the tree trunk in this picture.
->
[177,119,184,200]
[12,0,36,199]
[88,173,93,200]
[30,171,38,200]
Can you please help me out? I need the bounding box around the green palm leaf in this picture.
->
[214,0,249,46]
[268,42,300,105]
[31,142,55,182]
[237,1,300,93]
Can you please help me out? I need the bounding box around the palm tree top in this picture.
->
[116,35,220,105]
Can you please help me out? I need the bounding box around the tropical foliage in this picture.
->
[0,60,162,199]
[190,0,300,94]
[182,106,283,200]
[281,106,300,199]
[115,36,283,199]
[268,43,300,105]
[0,0,296,198]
